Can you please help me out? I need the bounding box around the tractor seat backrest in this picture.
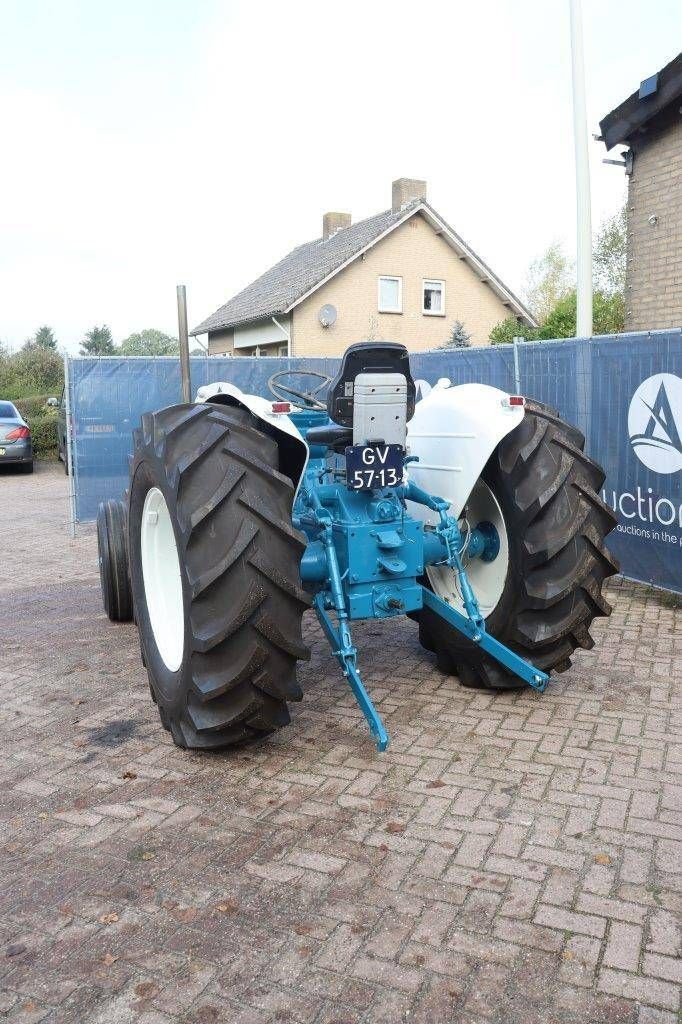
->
[326,342,416,428]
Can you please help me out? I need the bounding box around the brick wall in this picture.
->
[626,118,682,330]
[292,213,515,357]
[207,328,235,355]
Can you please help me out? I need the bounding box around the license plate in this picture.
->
[86,424,115,434]
[0,448,5,456]
[345,444,404,491]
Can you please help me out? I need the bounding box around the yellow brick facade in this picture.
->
[291,213,512,357]
[625,118,682,331]
[206,211,519,357]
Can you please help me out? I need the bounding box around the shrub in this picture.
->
[441,320,472,348]
[14,395,52,419]
[489,317,539,345]
[538,289,625,339]
[29,410,59,459]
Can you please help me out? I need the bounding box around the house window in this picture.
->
[378,276,402,313]
[423,279,445,316]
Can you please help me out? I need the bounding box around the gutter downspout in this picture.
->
[272,316,291,358]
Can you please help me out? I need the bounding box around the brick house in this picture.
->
[191,178,534,357]
[600,52,682,331]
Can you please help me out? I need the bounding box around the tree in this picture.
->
[594,205,626,297]
[119,329,179,356]
[80,325,115,356]
[1,345,64,398]
[538,289,624,340]
[525,243,573,321]
[441,320,472,348]
[490,317,539,345]
[32,326,57,350]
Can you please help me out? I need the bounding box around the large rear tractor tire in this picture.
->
[97,499,134,622]
[127,402,310,750]
[417,400,619,689]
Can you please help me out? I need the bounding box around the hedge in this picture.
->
[28,410,59,459]
[14,395,52,419]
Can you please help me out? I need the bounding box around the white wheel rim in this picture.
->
[140,486,185,672]
[426,479,509,619]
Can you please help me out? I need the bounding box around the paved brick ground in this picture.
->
[1,462,680,1024]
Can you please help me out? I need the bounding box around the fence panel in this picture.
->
[589,331,682,593]
[68,330,682,592]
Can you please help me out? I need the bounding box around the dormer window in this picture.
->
[423,279,445,316]
[378,276,402,313]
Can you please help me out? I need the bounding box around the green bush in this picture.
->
[489,317,539,345]
[538,289,625,339]
[14,394,52,419]
[28,410,59,459]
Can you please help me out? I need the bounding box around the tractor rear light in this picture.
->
[507,396,525,407]
[6,426,30,440]
[271,402,291,414]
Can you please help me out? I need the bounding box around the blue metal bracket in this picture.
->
[313,594,389,751]
[421,588,549,692]
[403,479,548,693]
[298,480,389,751]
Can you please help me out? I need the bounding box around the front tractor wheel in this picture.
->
[417,400,619,689]
[128,403,310,750]
[97,498,133,622]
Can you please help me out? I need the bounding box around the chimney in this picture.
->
[392,177,427,212]
[323,211,351,240]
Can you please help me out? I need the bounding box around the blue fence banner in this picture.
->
[67,329,682,593]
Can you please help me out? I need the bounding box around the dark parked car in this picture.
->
[57,389,69,473]
[0,401,33,472]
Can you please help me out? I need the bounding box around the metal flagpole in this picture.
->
[177,285,192,403]
[569,0,593,337]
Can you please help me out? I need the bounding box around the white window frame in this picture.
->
[422,278,446,316]
[378,275,403,314]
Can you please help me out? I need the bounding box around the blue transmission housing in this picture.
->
[287,405,548,753]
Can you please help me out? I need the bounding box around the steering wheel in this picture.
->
[268,369,332,411]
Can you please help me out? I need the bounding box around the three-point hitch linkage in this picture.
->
[292,404,548,751]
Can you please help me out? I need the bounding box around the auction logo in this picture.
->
[628,373,682,474]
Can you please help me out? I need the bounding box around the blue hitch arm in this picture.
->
[313,595,389,751]
[402,480,549,694]
[420,589,548,692]
[302,487,389,751]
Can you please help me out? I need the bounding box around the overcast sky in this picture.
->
[1,0,679,353]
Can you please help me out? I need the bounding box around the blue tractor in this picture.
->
[97,343,618,750]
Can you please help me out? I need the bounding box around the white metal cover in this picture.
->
[405,379,524,522]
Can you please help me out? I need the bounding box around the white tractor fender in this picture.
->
[195,381,310,489]
[405,379,524,523]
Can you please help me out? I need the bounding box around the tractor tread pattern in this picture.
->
[96,499,134,622]
[419,400,618,690]
[129,402,309,749]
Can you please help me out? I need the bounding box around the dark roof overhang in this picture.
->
[599,51,682,150]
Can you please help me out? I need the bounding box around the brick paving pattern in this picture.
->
[0,462,680,1023]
